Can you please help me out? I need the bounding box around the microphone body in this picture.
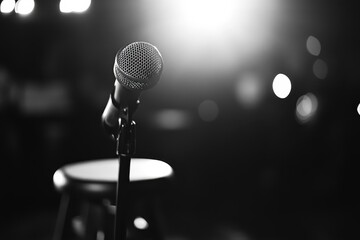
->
[102,42,163,137]
[102,81,140,136]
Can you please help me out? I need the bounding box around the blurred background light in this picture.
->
[235,72,264,108]
[138,0,283,79]
[296,93,318,124]
[306,35,321,56]
[133,217,149,230]
[0,0,15,13]
[59,0,71,13]
[59,0,91,13]
[14,0,34,15]
[198,100,219,122]
[313,58,328,79]
[357,103,360,116]
[272,73,292,99]
[151,109,192,130]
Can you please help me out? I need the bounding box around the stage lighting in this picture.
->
[59,0,91,13]
[152,109,192,130]
[0,0,15,13]
[15,0,34,15]
[133,217,149,230]
[306,35,321,56]
[295,93,318,124]
[59,0,71,13]
[313,59,328,79]
[138,0,283,78]
[272,73,292,99]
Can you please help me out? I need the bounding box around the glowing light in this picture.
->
[152,109,192,130]
[15,0,34,15]
[60,0,91,13]
[0,0,15,13]
[134,217,149,230]
[173,0,238,33]
[73,0,91,13]
[357,103,360,116]
[296,93,318,123]
[59,0,72,13]
[272,73,292,99]
[306,35,321,56]
[139,0,283,77]
[198,100,219,122]
[313,59,328,79]
[235,73,264,108]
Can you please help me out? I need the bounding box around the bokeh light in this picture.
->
[272,73,292,99]
[296,93,318,124]
[313,59,328,79]
[60,0,91,13]
[306,35,321,56]
[152,109,192,130]
[15,0,35,15]
[0,0,15,13]
[357,103,360,116]
[133,217,149,230]
[235,72,264,108]
[198,100,219,122]
[59,0,72,13]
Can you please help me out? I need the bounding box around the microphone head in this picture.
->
[114,42,163,91]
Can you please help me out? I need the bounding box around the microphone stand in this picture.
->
[114,106,137,240]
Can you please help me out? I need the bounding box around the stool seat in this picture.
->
[53,158,173,201]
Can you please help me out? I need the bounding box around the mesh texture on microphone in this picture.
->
[114,42,163,91]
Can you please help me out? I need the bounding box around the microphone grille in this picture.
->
[114,42,163,90]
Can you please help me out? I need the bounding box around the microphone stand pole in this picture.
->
[114,107,136,240]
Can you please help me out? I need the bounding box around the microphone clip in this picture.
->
[102,88,140,140]
[116,119,136,157]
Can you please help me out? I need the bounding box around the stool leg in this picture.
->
[101,202,115,240]
[83,202,106,240]
[53,194,70,240]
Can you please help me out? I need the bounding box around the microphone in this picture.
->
[102,42,163,137]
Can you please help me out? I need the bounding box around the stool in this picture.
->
[52,158,173,240]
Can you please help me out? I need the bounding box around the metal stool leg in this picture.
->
[83,202,106,240]
[53,194,70,240]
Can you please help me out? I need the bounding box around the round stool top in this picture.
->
[53,158,173,200]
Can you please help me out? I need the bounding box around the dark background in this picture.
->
[0,0,359,239]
